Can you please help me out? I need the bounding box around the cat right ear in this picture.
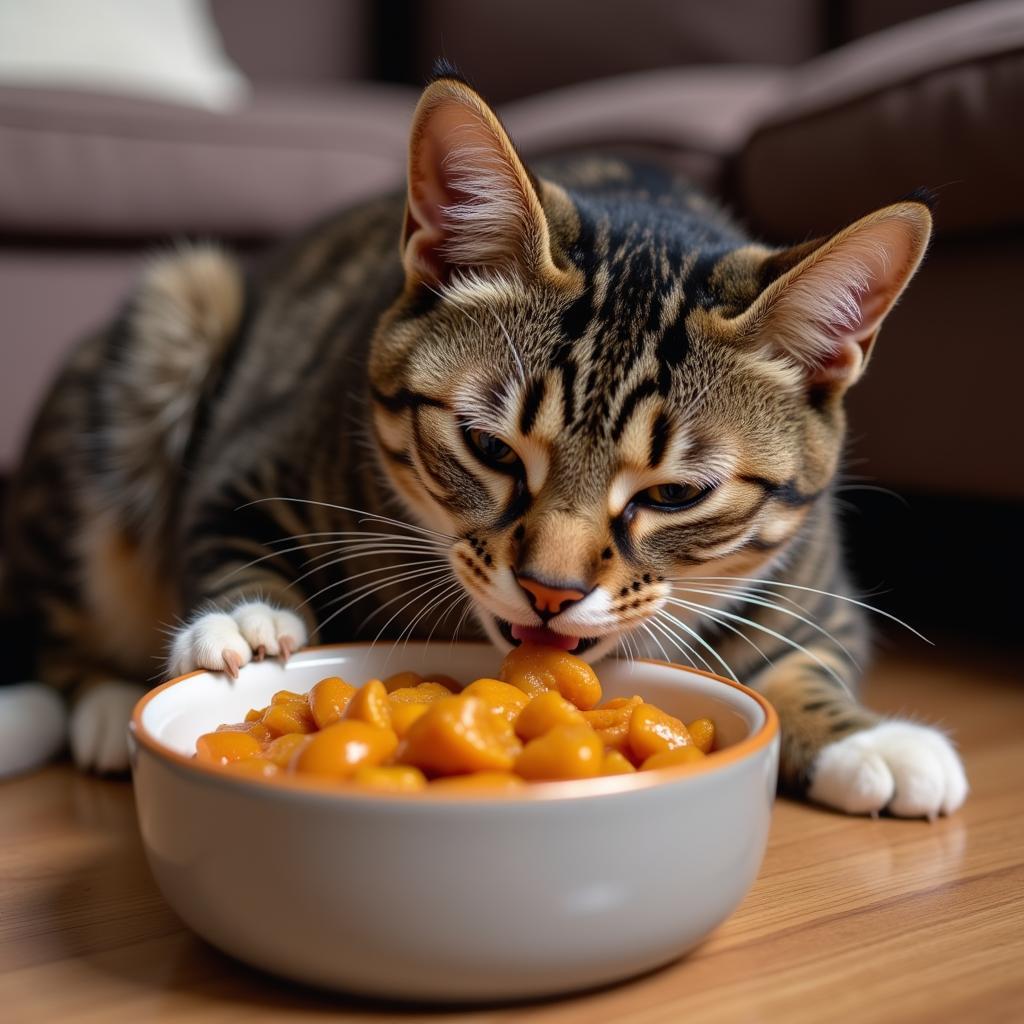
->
[401,73,558,288]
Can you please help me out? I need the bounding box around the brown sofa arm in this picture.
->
[733,0,1024,240]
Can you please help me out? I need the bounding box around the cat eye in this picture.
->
[633,482,713,511]
[465,428,521,470]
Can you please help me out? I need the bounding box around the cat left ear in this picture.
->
[401,74,558,288]
[732,202,932,390]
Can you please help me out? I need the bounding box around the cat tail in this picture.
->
[104,243,246,541]
[0,560,67,778]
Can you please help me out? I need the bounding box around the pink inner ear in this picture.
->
[405,118,460,284]
[405,103,496,284]
[403,94,541,287]
[793,215,926,387]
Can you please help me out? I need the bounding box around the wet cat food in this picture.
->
[195,644,717,789]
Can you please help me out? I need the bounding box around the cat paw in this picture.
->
[808,721,968,819]
[70,681,147,774]
[0,683,67,778]
[169,602,307,678]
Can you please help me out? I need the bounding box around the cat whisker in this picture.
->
[615,628,635,667]
[448,597,476,653]
[424,589,470,647]
[307,562,451,619]
[293,540,448,568]
[675,575,931,644]
[645,615,706,673]
[652,608,741,682]
[638,621,672,664]
[652,610,736,679]
[834,483,910,507]
[224,536,447,583]
[669,584,859,669]
[366,574,461,661]
[664,596,852,695]
[662,598,773,670]
[398,579,467,653]
[290,546,448,587]
[240,496,456,543]
[314,565,454,639]
[269,528,448,551]
[683,579,812,614]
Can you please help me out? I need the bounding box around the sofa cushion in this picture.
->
[734,0,1024,240]
[0,67,789,241]
[504,67,789,194]
[0,84,416,240]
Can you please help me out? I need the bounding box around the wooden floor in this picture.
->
[2,638,1022,1024]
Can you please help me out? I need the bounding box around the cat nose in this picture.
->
[516,574,589,622]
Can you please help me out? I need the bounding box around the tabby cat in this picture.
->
[1,72,966,816]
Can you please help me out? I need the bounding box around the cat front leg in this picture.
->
[753,650,968,819]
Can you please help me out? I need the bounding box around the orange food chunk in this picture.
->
[584,695,643,729]
[344,678,392,730]
[687,717,716,754]
[500,643,602,710]
[599,696,642,711]
[515,725,604,781]
[389,701,430,738]
[641,746,705,771]
[583,695,642,755]
[423,674,460,690]
[262,732,310,767]
[261,700,316,737]
[353,765,427,792]
[271,689,306,705]
[293,721,398,778]
[216,720,272,744]
[244,706,265,723]
[429,772,525,791]
[307,676,357,729]
[388,681,455,704]
[601,749,637,775]
[462,678,531,723]
[628,703,694,763]
[398,695,520,776]
[195,731,263,766]
[515,690,586,741]
[383,670,423,692]
[224,758,281,778]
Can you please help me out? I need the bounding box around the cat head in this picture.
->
[369,73,931,660]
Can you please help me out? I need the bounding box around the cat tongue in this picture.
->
[510,625,580,651]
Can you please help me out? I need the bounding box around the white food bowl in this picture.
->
[130,642,779,1002]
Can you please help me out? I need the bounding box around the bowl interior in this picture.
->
[140,643,765,758]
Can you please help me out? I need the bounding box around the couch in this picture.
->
[2,0,1022,512]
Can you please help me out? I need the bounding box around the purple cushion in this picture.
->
[735,0,1024,239]
[504,67,789,193]
[0,84,416,239]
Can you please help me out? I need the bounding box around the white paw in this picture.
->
[809,721,968,819]
[0,683,67,778]
[168,602,307,678]
[70,681,147,774]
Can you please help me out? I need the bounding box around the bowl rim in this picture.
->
[131,642,779,803]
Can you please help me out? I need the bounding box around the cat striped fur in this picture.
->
[1,73,966,815]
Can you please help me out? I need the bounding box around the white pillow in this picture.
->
[0,0,249,110]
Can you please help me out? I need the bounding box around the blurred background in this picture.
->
[1,0,1021,647]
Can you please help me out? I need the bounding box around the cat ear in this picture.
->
[401,74,557,288]
[732,202,932,390]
